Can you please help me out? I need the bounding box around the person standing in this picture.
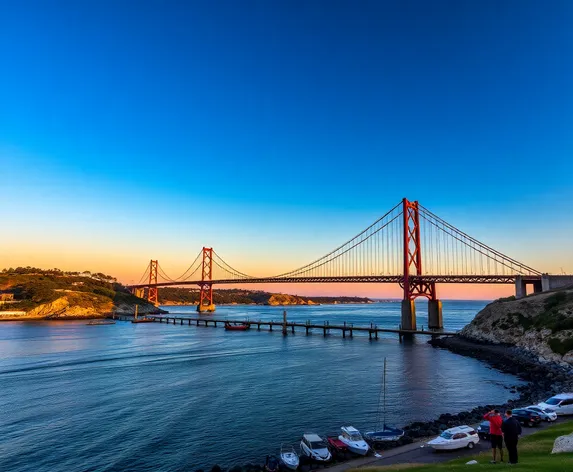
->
[483,409,504,463]
[502,410,522,464]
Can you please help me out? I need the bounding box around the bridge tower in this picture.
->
[147,260,159,306]
[197,247,216,313]
[401,198,443,330]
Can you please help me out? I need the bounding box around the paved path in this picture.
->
[323,418,561,471]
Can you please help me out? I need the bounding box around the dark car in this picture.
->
[511,408,542,427]
[476,421,490,439]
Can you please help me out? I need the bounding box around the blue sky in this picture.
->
[1,0,572,295]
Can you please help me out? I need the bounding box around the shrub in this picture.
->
[93,287,116,299]
[544,292,568,311]
[548,337,573,356]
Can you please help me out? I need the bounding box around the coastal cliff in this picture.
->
[0,268,162,320]
[458,288,573,366]
[266,294,318,306]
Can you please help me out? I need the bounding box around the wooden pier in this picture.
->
[109,314,457,341]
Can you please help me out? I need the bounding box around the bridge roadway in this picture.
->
[128,274,542,289]
[110,314,458,340]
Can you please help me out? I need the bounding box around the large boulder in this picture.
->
[551,433,573,454]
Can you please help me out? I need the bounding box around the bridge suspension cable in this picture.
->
[211,250,255,280]
[135,262,151,285]
[153,250,205,283]
[417,204,540,276]
[270,201,404,279]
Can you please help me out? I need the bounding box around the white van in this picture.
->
[538,393,573,415]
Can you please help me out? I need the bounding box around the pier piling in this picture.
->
[282,311,288,336]
[136,315,455,340]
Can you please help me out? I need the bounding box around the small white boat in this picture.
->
[338,426,370,456]
[300,433,331,462]
[279,444,299,470]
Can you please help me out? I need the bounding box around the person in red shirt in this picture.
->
[484,409,504,463]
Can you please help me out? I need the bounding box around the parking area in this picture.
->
[324,417,564,471]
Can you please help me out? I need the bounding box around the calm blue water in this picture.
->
[0,301,523,471]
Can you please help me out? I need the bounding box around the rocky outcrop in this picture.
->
[1,294,164,320]
[266,294,315,306]
[26,295,109,318]
[459,289,573,366]
[552,433,573,454]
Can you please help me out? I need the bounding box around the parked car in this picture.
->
[476,421,490,439]
[511,408,542,427]
[427,425,479,451]
[300,433,332,463]
[525,405,558,422]
[538,393,573,416]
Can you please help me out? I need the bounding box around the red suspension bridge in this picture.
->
[129,198,569,330]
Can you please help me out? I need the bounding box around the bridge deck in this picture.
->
[128,274,542,289]
[110,315,457,338]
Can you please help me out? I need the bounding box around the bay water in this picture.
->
[0,301,523,471]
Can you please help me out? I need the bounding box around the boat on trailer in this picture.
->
[327,436,347,452]
[279,444,299,470]
[338,426,370,455]
[365,358,405,443]
[224,321,250,331]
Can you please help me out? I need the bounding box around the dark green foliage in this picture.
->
[0,269,148,312]
[529,291,573,333]
[512,312,533,329]
[495,295,516,303]
[0,266,116,281]
[157,287,373,305]
[93,287,116,299]
[548,337,573,355]
[544,291,570,311]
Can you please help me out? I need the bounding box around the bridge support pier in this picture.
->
[428,300,443,329]
[196,303,216,313]
[515,276,543,299]
[401,300,417,331]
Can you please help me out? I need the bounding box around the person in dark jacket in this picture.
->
[502,410,522,464]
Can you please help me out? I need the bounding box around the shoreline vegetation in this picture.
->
[0,266,163,320]
[158,287,381,306]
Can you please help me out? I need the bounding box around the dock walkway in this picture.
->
[110,314,457,340]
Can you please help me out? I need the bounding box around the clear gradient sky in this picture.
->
[1,1,572,299]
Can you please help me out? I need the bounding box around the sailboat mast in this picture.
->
[383,357,387,429]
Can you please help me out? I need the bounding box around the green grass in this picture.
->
[356,421,573,472]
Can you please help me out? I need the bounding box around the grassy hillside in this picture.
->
[357,420,573,471]
[157,287,373,305]
[0,267,156,317]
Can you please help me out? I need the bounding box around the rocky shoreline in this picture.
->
[196,335,573,472]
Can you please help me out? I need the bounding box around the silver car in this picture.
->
[525,405,558,422]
